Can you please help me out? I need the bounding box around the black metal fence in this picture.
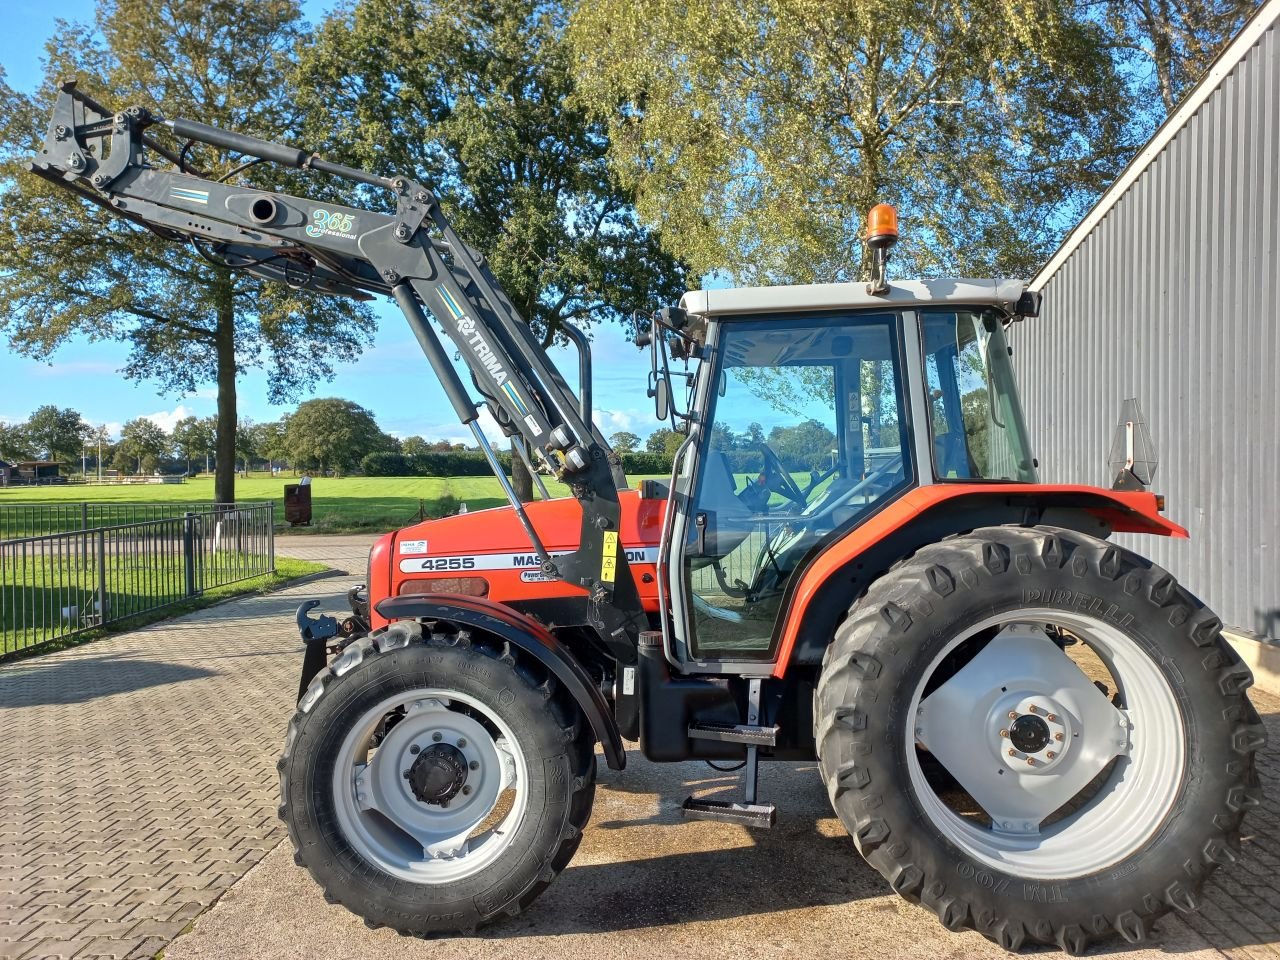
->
[0,501,235,540]
[0,503,275,656]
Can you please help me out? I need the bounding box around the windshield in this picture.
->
[921,309,1037,482]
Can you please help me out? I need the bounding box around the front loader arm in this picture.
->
[29,81,645,661]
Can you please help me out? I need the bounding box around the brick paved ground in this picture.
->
[0,550,364,960]
[165,692,1280,960]
[270,534,375,573]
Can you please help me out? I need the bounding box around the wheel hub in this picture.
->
[1008,713,1051,753]
[994,694,1073,774]
[408,743,469,805]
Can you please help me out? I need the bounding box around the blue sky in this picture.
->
[0,0,666,446]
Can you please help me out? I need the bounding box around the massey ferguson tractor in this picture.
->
[32,83,1264,954]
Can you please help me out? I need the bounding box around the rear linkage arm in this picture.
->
[29,81,646,662]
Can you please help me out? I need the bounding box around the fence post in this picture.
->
[81,501,88,532]
[96,528,107,628]
[267,501,276,574]
[183,512,198,598]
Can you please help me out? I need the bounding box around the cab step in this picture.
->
[687,720,779,747]
[681,797,777,829]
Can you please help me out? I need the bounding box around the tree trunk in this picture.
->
[214,275,237,505]
[510,439,535,503]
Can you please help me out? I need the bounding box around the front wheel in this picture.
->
[279,620,595,935]
[815,526,1264,953]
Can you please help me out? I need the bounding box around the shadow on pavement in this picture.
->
[0,651,218,706]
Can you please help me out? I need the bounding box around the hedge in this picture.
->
[361,449,674,478]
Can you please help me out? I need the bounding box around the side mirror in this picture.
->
[652,376,671,421]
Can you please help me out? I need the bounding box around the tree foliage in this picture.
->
[118,417,170,473]
[284,398,395,476]
[171,415,216,472]
[645,427,685,458]
[608,430,641,454]
[0,0,376,503]
[294,0,688,344]
[0,422,35,462]
[1103,0,1258,116]
[20,405,90,462]
[569,0,1136,283]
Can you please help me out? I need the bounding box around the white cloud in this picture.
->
[141,405,197,433]
[595,406,663,438]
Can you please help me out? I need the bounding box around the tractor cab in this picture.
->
[644,278,1041,669]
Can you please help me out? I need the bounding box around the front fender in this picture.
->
[376,593,625,771]
[772,484,1186,677]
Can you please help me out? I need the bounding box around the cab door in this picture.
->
[665,310,916,670]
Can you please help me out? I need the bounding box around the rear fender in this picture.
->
[773,484,1185,677]
[376,593,625,771]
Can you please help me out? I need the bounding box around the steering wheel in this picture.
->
[759,443,808,507]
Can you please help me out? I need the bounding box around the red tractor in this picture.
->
[35,84,1263,954]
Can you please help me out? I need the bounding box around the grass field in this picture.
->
[1,554,327,658]
[0,474,664,534]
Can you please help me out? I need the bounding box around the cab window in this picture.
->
[683,312,912,659]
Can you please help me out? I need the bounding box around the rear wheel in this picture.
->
[279,620,595,935]
[815,525,1264,953]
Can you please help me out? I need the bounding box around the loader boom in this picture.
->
[29,81,646,659]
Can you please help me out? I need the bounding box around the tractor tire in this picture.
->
[279,620,595,935]
[815,525,1264,954]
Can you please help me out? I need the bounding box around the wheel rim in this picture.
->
[908,609,1184,879]
[332,689,529,884]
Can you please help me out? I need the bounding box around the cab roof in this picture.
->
[680,278,1031,318]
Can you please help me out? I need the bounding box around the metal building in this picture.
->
[1012,0,1280,640]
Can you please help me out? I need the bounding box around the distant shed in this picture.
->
[1010,0,1280,638]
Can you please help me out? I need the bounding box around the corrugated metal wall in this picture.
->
[1011,19,1279,638]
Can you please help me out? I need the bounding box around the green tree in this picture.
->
[22,405,89,463]
[569,0,1133,283]
[119,417,170,473]
[1104,0,1258,117]
[401,436,431,457]
[608,430,641,454]
[295,0,688,346]
[284,398,394,477]
[645,428,684,458]
[767,419,837,472]
[255,420,289,471]
[235,419,258,476]
[0,421,34,461]
[171,415,216,474]
[0,1,376,506]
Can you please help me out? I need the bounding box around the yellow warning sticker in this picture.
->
[600,530,618,583]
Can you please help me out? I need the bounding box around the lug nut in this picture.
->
[1008,711,1018,720]
[457,738,467,748]
[410,745,420,755]
[1026,757,1037,766]
[1028,704,1038,714]
[1046,713,1058,722]
[1046,751,1056,759]
[432,732,443,742]
[1007,748,1017,757]
[1054,732,1064,742]
[462,785,472,796]
[403,771,411,779]
[999,729,1009,738]
[469,760,479,771]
